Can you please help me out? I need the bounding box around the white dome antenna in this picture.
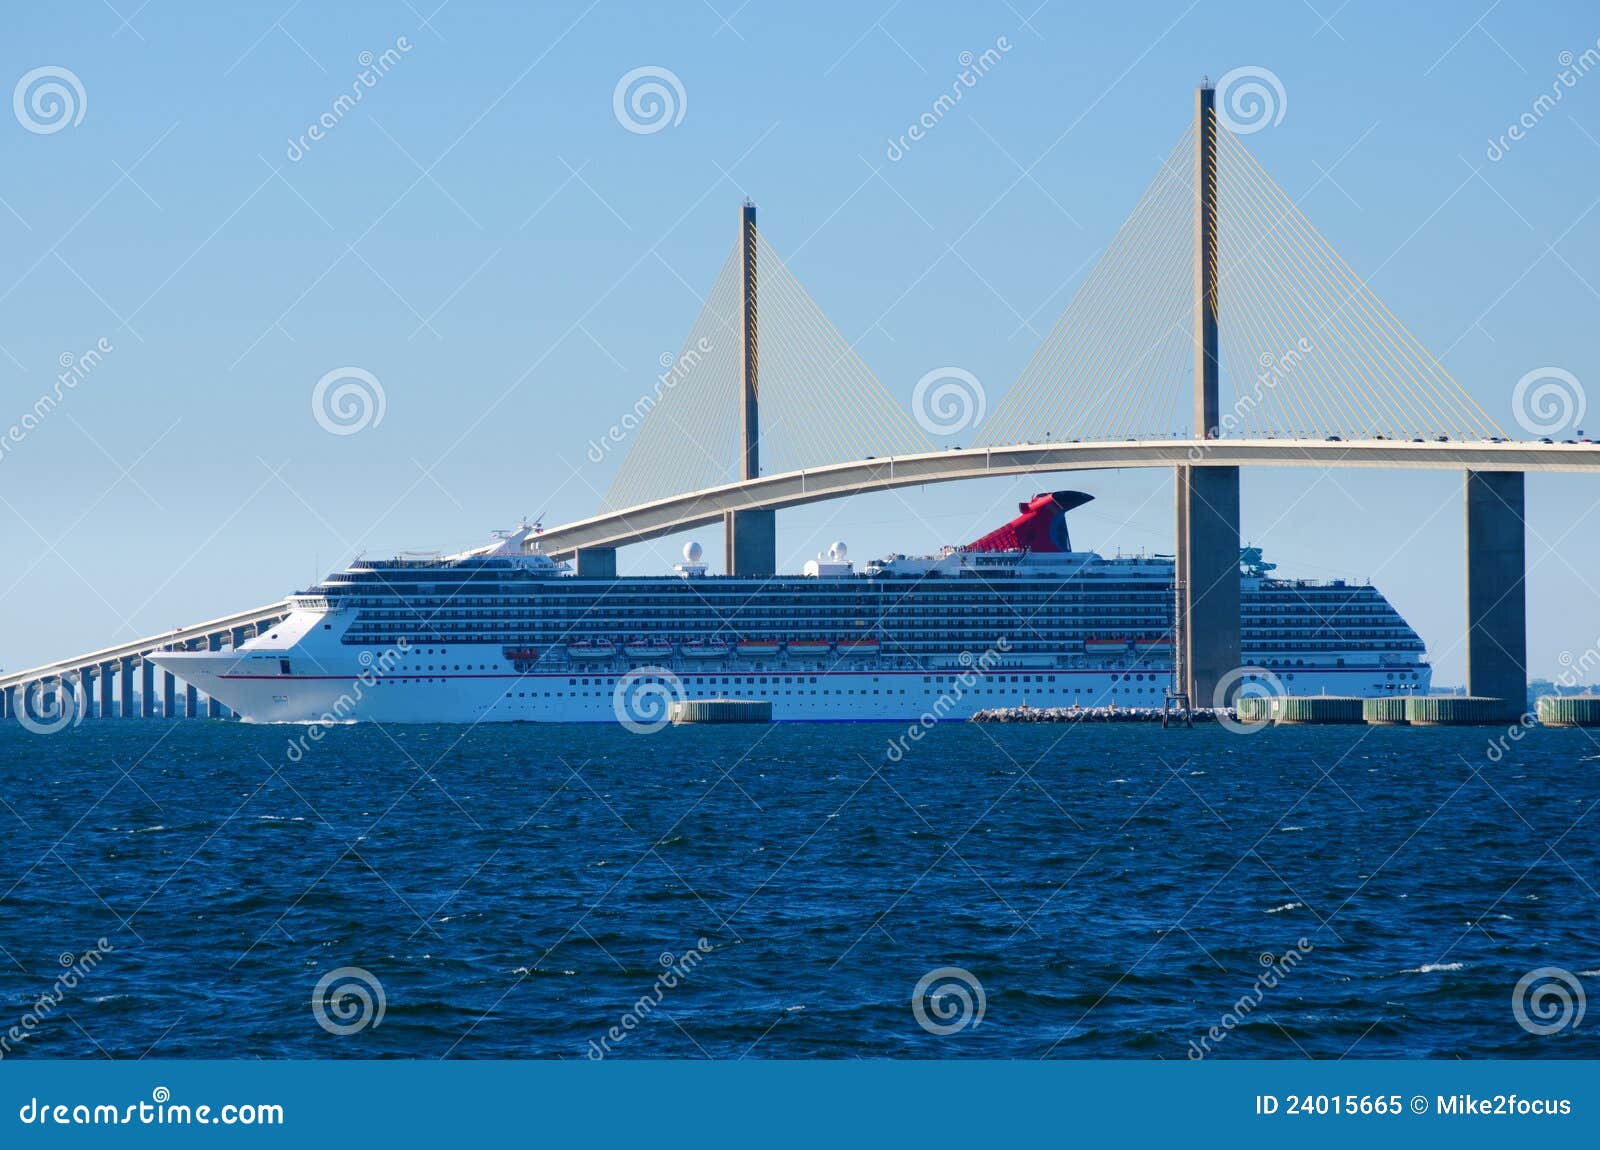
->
[684,540,704,563]
[828,540,848,561]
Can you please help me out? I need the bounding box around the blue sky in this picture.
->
[4,0,1598,684]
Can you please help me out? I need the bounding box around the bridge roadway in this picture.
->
[533,437,1600,558]
[3,436,1595,713]
[0,602,289,718]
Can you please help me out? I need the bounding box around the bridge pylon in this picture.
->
[725,198,777,576]
[1176,78,1242,710]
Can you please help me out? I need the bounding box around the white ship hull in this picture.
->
[151,612,1432,725]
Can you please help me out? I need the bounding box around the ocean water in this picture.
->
[0,719,1597,1060]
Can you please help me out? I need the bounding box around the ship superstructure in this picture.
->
[151,493,1429,723]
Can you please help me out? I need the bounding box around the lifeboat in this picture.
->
[834,637,880,656]
[736,639,782,657]
[1084,637,1130,654]
[786,639,832,657]
[1133,636,1173,653]
[567,639,617,660]
[502,646,539,661]
[623,638,674,658]
[681,639,731,659]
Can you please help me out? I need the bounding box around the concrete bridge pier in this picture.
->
[1,685,10,721]
[1465,470,1527,719]
[725,509,777,577]
[1176,464,1242,706]
[186,680,199,719]
[119,657,136,718]
[575,547,617,578]
[97,662,113,720]
[162,667,177,719]
[141,659,156,718]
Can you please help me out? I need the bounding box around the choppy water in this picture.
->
[1,719,1597,1059]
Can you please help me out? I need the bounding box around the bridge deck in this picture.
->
[538,438,1600,557]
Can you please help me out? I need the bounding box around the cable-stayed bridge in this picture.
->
[5,80,1598,725]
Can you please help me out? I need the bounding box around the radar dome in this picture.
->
[828,540,848,561]
[683,541,704,563]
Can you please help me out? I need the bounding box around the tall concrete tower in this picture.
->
[725,199,777,575]
[739,198,760,481]
[1176,79,1242,707]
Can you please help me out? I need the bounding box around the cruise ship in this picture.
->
[150,491,1430,723]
